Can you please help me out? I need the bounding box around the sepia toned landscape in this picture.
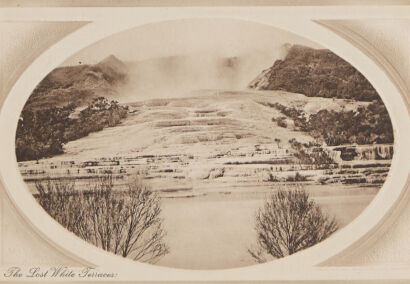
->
[15,20,393,269]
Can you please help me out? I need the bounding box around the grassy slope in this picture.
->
[24,55,128,111]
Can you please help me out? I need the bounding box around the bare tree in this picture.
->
[35,175,168,264]
[248,188,338,263]
[35,179,91,240]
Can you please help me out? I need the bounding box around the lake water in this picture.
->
[25,178,379,270]
[156,184,378,269]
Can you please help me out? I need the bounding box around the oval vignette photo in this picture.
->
[14,19,394,270]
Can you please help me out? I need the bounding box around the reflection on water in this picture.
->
[157,184,378,270]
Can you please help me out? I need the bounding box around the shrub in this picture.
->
[268,173,279,182]
[285,172,308,182]
[295,171,308,181]
[248,189,338,262]
[318,176,329,184]
[35,175,168,263]
[275,117,287,128]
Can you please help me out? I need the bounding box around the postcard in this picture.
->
[0,1,409,282]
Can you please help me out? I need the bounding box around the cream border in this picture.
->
[0,7,409,281]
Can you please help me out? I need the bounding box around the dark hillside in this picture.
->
[16,97,128,161]
[24,55,128,111]
[248,45,379,102]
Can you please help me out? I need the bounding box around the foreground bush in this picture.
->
[35,175,168,263]
[249,189,338,262]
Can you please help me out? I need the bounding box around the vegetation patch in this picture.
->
[16,97,128,161]
[289,138,335,166]
[249,45,381,102]
[269,102,393,146]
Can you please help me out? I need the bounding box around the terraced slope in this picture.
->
[19,90,391,194]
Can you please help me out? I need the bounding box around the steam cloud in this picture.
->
[118,51,278,102]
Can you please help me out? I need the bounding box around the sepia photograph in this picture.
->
[13,18,395,270]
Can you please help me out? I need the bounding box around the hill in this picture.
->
[248,45,380,102]
[24,53,273,108]
[24,55,128,111]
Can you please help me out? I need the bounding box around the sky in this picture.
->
[61,19,324,101]
[62,18,323,66]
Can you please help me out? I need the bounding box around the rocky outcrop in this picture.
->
[330,145,394,161]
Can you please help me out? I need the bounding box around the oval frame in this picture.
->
[0,13,409,280]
